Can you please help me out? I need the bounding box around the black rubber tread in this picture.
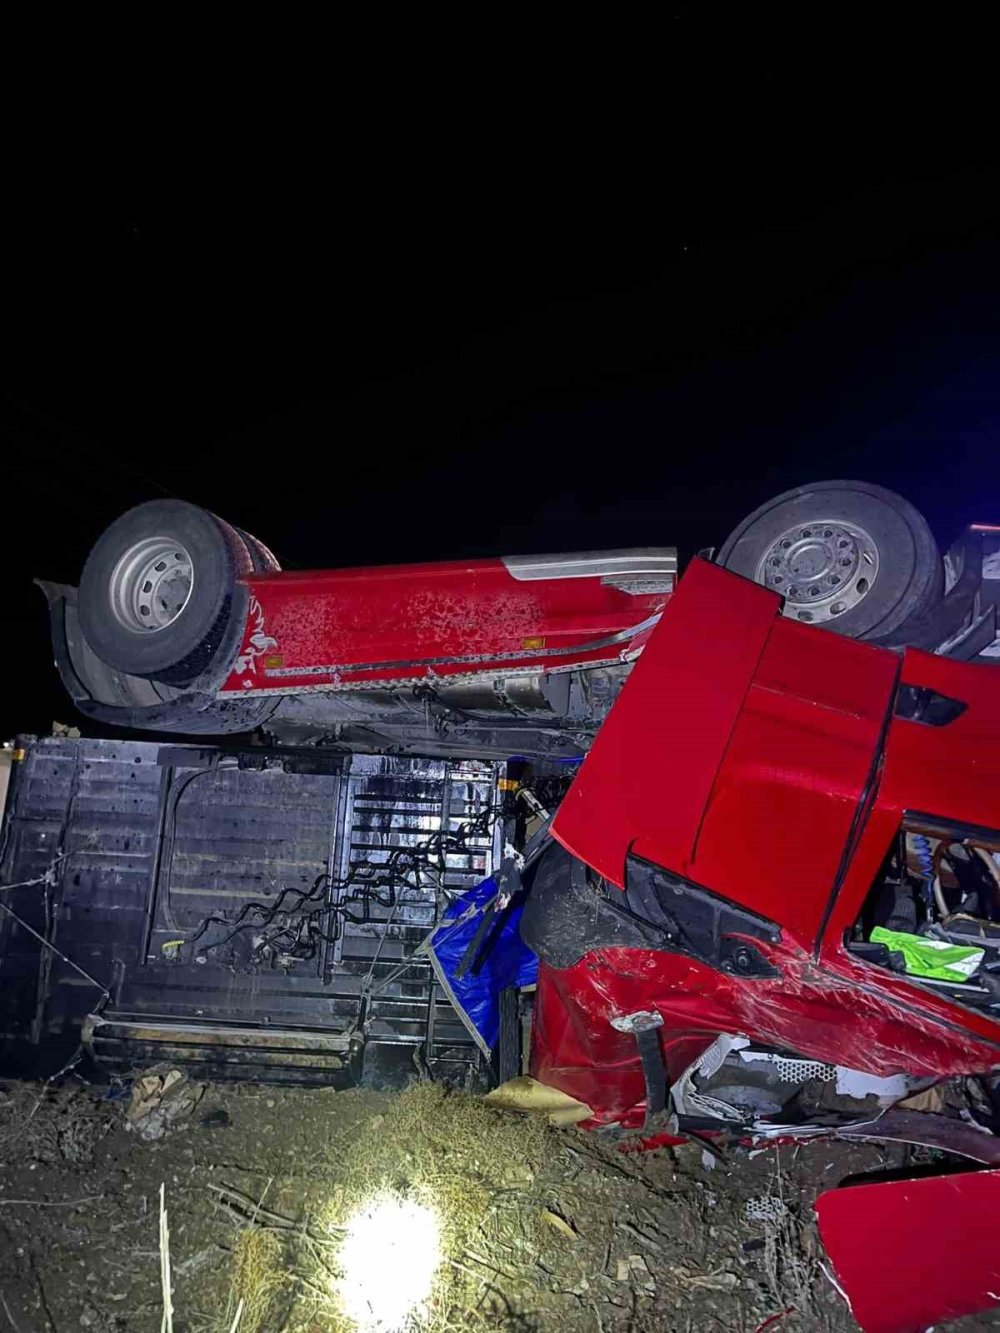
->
[235,527,282,573]
[716,480,943,641]
[78,500,252,684]
[150,588,238,686]
[494,987,521,1084]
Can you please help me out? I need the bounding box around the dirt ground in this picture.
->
[0,1074,997,1333]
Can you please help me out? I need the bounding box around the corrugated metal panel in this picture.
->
[0,738,504,1083]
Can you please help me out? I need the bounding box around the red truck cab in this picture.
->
[526,557,1000,1122]
[518,556,1000,1328]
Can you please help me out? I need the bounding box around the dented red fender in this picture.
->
[816,1169,1000,1331]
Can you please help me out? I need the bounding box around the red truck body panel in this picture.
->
[551,559,781,888]
[218,560,669,694]
[552,558,901,945]
[816,1169,1000,1332]
[531,944,1000,1129]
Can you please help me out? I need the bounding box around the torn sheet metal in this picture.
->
[834,1107,1000,1164]
[669,1033,922,1142]
[816,1168,1000,1332]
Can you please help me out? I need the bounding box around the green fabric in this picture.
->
[871,926,984,982]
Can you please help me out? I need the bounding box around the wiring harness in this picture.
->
[180,801,507,968]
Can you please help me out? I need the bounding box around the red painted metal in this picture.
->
[552,558,780,888]
[531,930,1000,1127]
[816,1169,1000,1331]
[688,613,900,945]
[552,557,900,943]
[532,558,1000,1128]
[217,560,669,695]
[881,645,1000,844]
[819,644,1000,1051]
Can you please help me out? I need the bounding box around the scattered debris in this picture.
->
[674,1266,740,1291]
[484,1075,592,1125]
[125,1067,204,1141]
[539,1207,577,1240]
[745,1196,791,1228]
[753,1307,796,1332]
[0,1078,881,1331]
[616,1254,655,1295]
[50,721,81,739]
[898,1084,948,1114]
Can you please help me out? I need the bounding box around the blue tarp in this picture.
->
[427,875,538,1056]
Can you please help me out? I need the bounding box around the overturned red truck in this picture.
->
[29,479,1000,1328]
[534,553,1000,1120]
[41,479,1000,758]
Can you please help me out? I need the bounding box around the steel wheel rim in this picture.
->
[755,518,879,624]
[108,536,195,632]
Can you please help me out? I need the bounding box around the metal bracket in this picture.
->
[611,1010,667,1126]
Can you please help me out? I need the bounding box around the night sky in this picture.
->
[3,37,999,738]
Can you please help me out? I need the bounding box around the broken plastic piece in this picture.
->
[870,925,984,980]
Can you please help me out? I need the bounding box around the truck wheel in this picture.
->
[717,480,943,641]
[78,499,253,685]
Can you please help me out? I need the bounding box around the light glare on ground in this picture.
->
[336,1191,441,1330]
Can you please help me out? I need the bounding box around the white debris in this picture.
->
[744,1196,790,1228]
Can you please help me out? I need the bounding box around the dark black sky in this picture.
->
[4,25,1000,736]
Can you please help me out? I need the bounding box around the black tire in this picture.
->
[235,527,282,573]
[717,480,943,641]
[78,499,252,685]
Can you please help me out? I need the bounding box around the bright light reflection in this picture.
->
[337,1191,441,1330]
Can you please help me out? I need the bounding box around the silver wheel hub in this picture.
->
[109,537,194,632]
[755,519,879,624]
